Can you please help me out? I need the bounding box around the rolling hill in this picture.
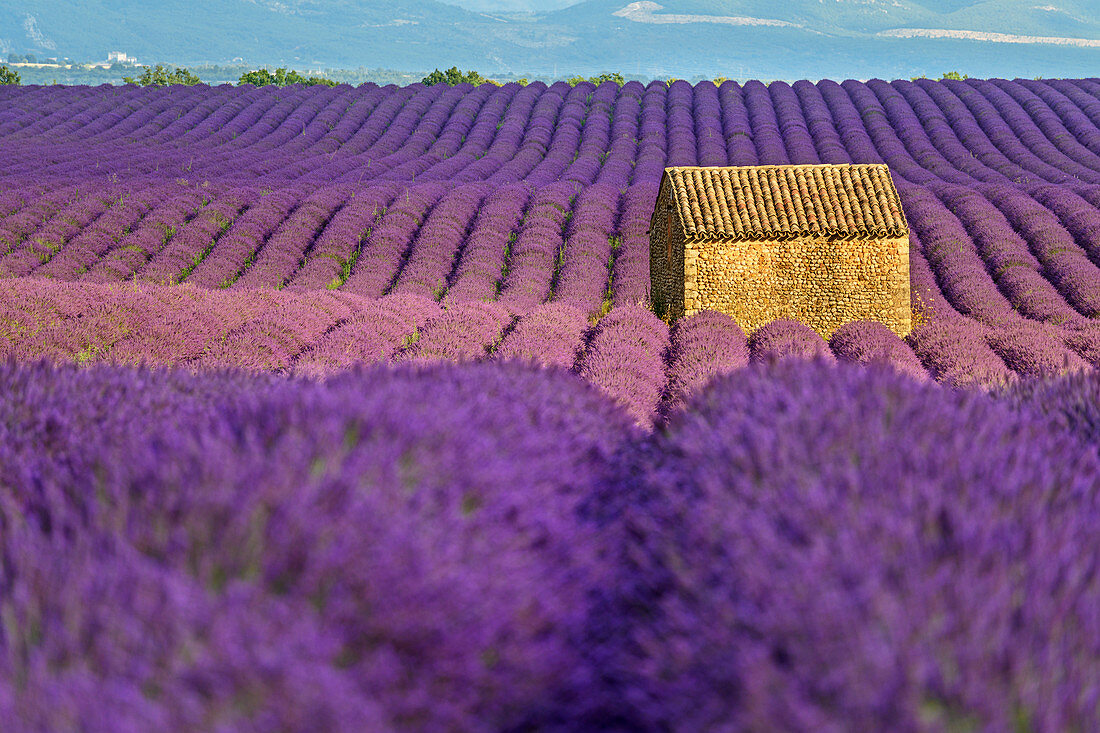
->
[2,0,1100,79]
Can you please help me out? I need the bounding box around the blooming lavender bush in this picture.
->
[0,359,639,731]
[568,359,1100,730]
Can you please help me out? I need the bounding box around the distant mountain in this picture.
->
[3,0,1100,80]
[438,0,582,11]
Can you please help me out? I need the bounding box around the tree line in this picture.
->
[0,63,985,88]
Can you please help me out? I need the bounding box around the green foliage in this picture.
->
[567,72,625,87]
[421,66,499,87]
[123,64,201,86]
[238,67,337,87]
[0,65,19,85]
[941,71,969,80]
[712,76,729,86]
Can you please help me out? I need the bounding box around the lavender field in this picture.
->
[2,77,1100,730]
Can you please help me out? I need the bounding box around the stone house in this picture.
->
[649,163,911,338]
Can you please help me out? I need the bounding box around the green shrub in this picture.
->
[238,67,337,87]
[123,64,201,86]
[567,72,625,87]
[421,66,499,86]
[0,65,19,85]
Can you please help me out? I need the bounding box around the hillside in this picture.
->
[3,0,1100,80]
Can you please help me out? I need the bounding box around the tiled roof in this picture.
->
[659,164,908,242]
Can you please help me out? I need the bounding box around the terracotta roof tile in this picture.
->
[657,164,908,242]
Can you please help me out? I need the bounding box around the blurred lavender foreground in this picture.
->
[2,358,1099,730]
[3,75,1100,730]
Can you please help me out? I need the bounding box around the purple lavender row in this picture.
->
[889,79,1020,183]
[492,301,592,370]
[389,183,491,299]
[981,183,1100,317]
[904,79,1050,184]
[1,180,662,314]
[553,183,622,315]
[814,79,888,165]
[864,79,990,185]
[0,185,83,263]
[521,82,587,184]
[969,79,1100,182]
[382,84,496,181]
[992,79,1100,174]
[1032,183,1100,266]
[998,367,1100,449]
[10,262,1067,387]
[196,306,348,371]
[441,183,530,304]
[339,183,448,299]
[183,187,299,288]
[984,325,1092,378]
[743,79,791,165]
[792,80,852,164]
[582,358,1100,730]
[892,193,1018,386]
[284,184,403,290]
[901,182,1090,379]
[0,185,128,277]
[661,308,750,419]
[136,188,253,285]
[0,178,1092,383]
[748,318,836,364]
[5,359,1100,728]
[901,183,1022,324]
[934,79,1085,185]
[828,320,929,379]
[78,189,208,284]
[0,276,401,366]
[1033,79,1100,159]
[768,81,822,165]
[413,84,515,182]
[7,80,1100,187]
[363,84,470,180]
[576,304,670,428]
[667,313,930,398]
[292,292,442,377]
[30,187,163,280]
[837,80,934,183]
[632,81,670,183]
[489,82,573,185]
[689,81,727,166]
[393,299,516,363]
[609,185,657,308]
[903,180,1096,374]
[928,182,1087,328]
[567,81,623,186]
[0,358,636,730]
[587,81,638,186]
[448,83,543,183]
[664,80,697,167]
[497,181,578,310]
[230,187,356,290]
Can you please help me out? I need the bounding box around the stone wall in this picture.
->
[648,188,685,320]
[679,235,911,339]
